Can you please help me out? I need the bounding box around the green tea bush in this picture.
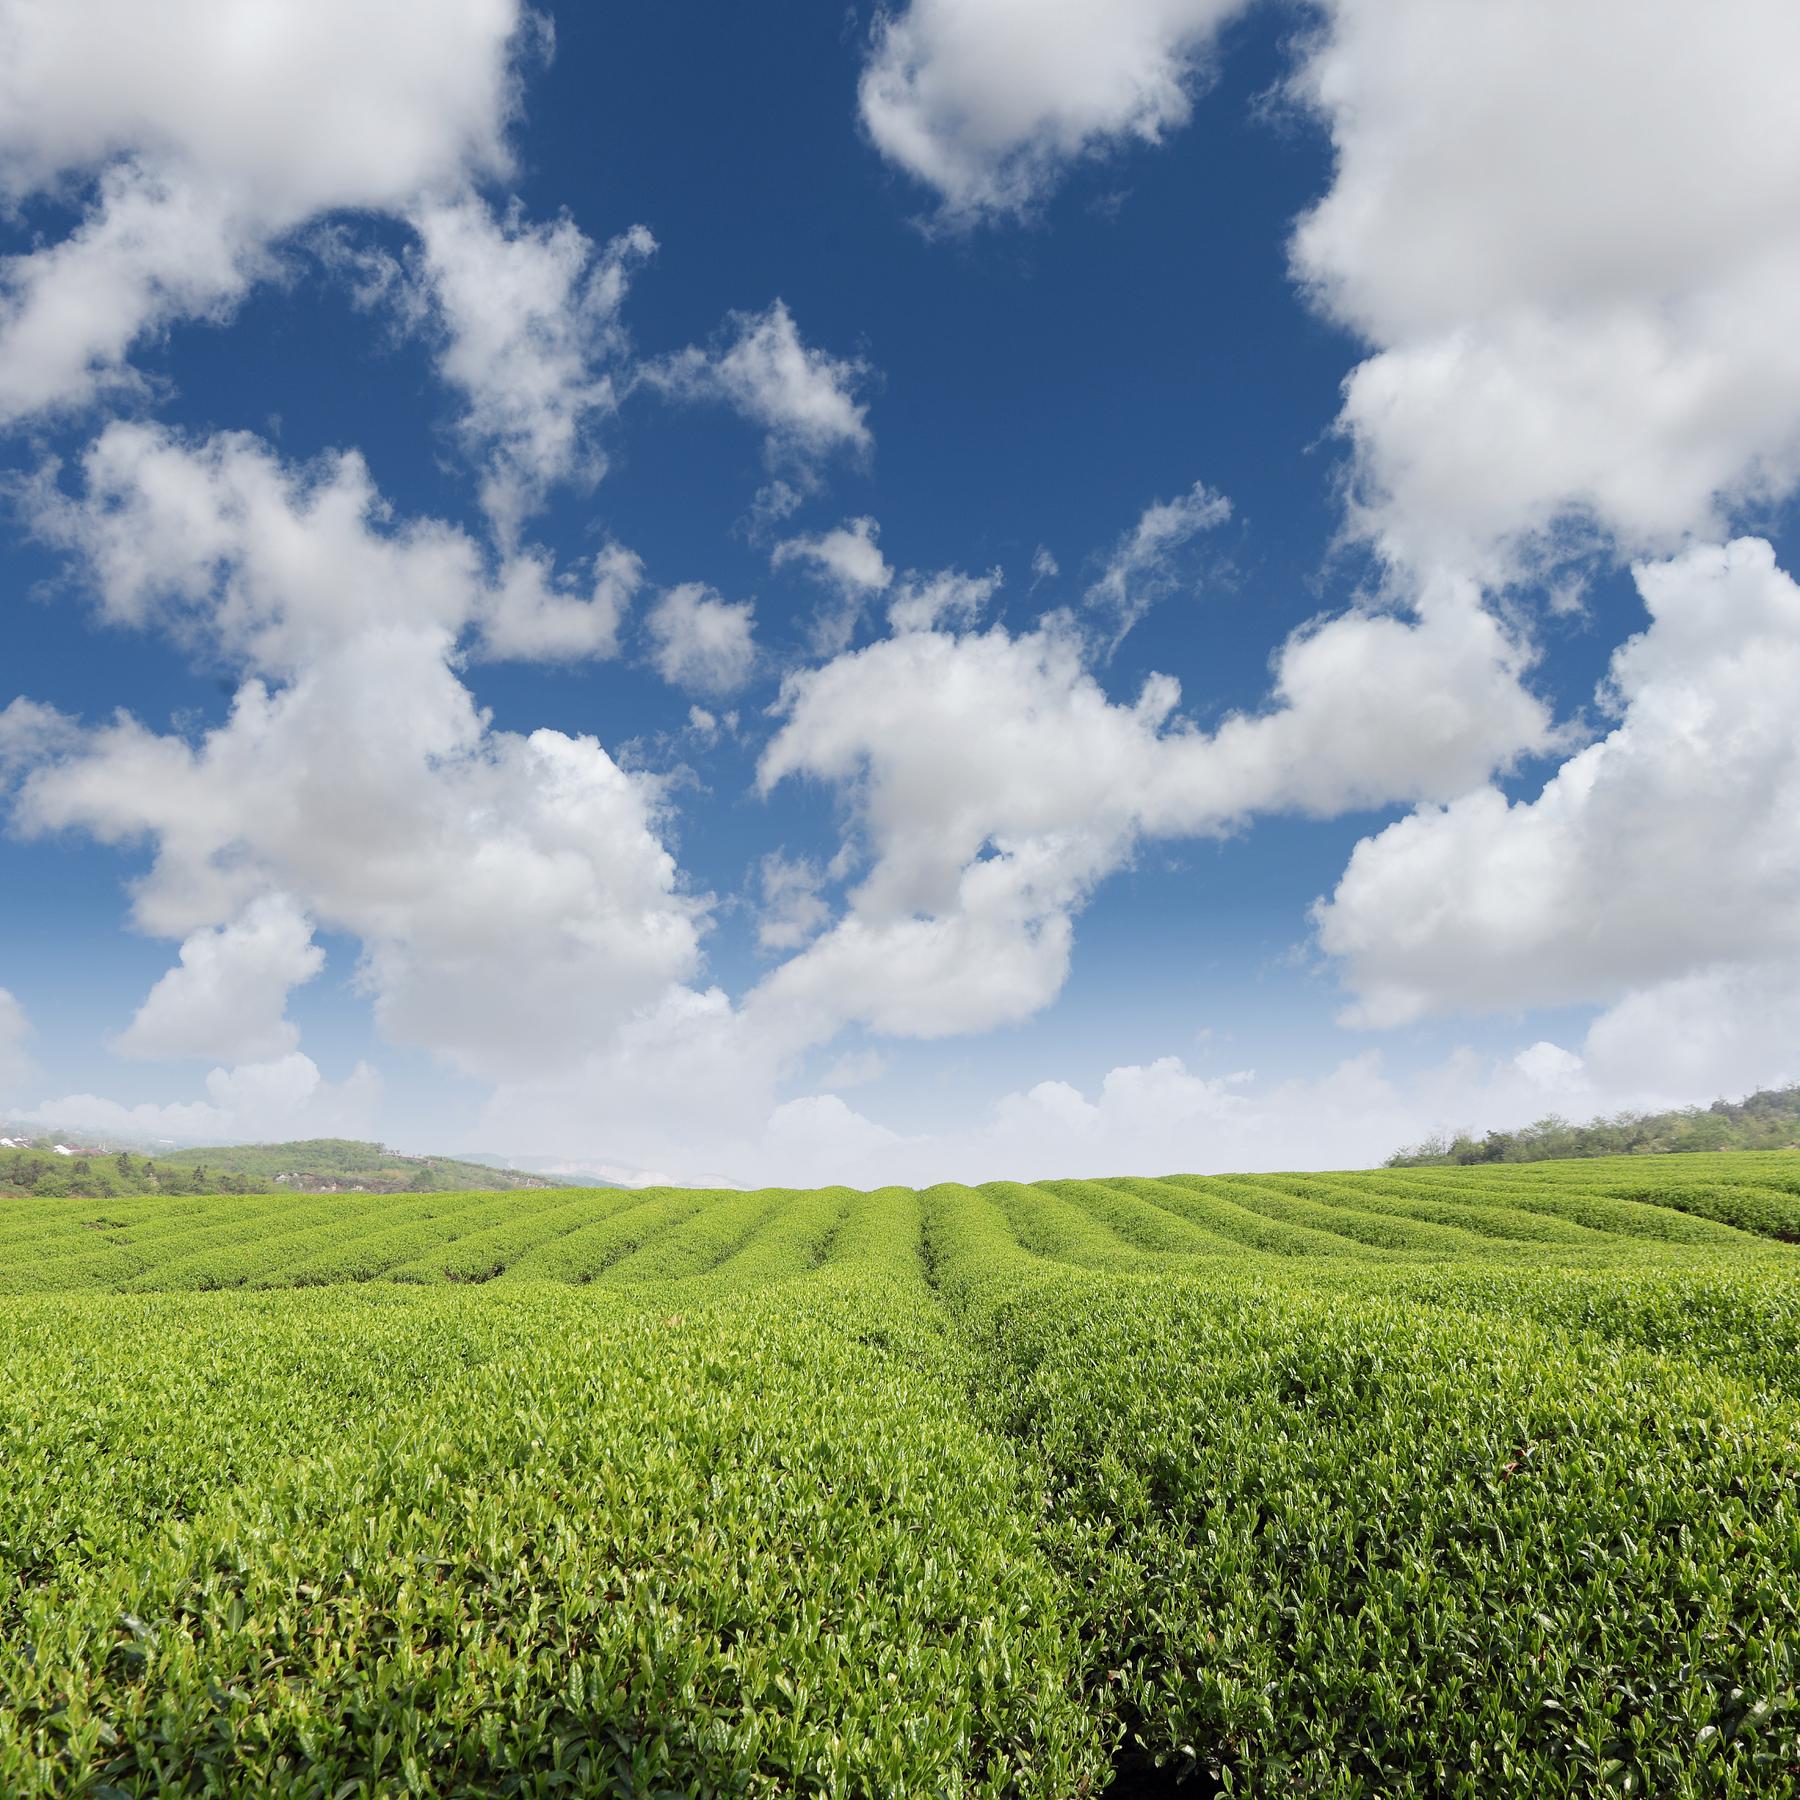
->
[1160,1174,1467,1254]
[119,1191,492,1293]
[1121,1175,1368,1257]
[385,1188,644,1284]
[0,1157,1796,1795]
[658,1185,859,1302]
[1035,1179,1240,1256]
[494,1189,710,1283]
[254,1192,534,1286]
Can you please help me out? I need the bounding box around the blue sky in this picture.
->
[2,0,1797,1183]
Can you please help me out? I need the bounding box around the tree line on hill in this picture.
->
[0,1137,548,1201]
[1386,1083,1800,1167]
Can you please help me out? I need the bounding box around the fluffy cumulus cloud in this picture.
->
[772,516,891,598]
[833,0,1800,1156]
[0,0,528,421]
[481,541,644,663]
[16,637,705,1079]
[1247,0,1800,1110]
[1317,537,1800,1026]
[8,424,708,1084]
[111,893,323,1063]
[859,0,1251,223]
[1289,0,1800,587]
[25,421,637,669]
[752,599,1551,1041]
[399,200,656,545]
[645,584,758,696]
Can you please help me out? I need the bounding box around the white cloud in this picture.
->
[1577,963,1800,1109]
[10,426,709,1084]
[772,515,892,596]
[111,893,323,1064]
[398,199,655,545]
[758,624,1163,955]
[645,301,872,512]
[1290,0,1800,587]
[478,985,786,1185]
[844,0,1800,1106]
[1511,1040,1585,1093]
[771,515,892,653]
[1085,478,1231,643]
[1137,588,1557,824]
[462,983,1796,1187]
[24,1053,382,1146]
[36,957,1792,1186]
[987,1055,1255,1164]
[770,517,999,646]
[886,567,1001,634]
[756,852,832,954]
[859,0,1250,224]
[644,583,758,696]
[1317,538,1800,1026]
[761,1092,902,1167]
[16,633,706,1081]
[816,1047,888,1090]
[704,301,871,458]
[767,1011,1791,1186]
[471,986,1283,1189]
[0,698,80,776]
[25,422,470,671]
[683,705,740,750]
[753,598,1550,1041]
[18,0,1797,1184]
[469,1032,1605,1190]
[24,421,636,669]
[0,163,254,423]
[0,0,528,421]
[0,988,33,1097]
[481,541,643,662]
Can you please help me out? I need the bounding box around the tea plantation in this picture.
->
[2,1156,1797,1796]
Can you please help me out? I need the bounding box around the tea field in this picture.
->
[3,1155,1798,1796]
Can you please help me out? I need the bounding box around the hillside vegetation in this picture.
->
[1387,1081,1800,1166]
[2,1155,1798,1795]
[0,1137,546,1200]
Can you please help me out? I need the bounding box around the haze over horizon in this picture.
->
[2,0,1797,1187]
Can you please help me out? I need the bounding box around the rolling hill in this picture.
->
[0,1136,554,1200]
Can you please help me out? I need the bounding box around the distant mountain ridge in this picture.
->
[1387,1083,1800,1167]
